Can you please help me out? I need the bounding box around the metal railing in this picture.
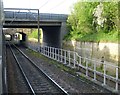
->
[28,42,120,92]
[4,8,68,21]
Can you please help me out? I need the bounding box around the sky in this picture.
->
[3,0,78,14]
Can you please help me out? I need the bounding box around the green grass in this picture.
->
[27,48,78,75]
[27,29,38,39]
[28,48,92,81]
[27,48,116,86]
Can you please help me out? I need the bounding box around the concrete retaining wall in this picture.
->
[62,41,119,66]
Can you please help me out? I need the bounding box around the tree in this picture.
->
[66,1,118,41]
[102,2,118,33]
[67,2,99,40]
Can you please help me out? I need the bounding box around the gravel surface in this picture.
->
[21,47,114,94]
[6,46,31,93]
[13,47,64,94]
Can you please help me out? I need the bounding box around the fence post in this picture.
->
[73,52,76,68]
[48,46,50,58]
[46,46,48,56]
[46,46,47,56]
[94,62,96,81]
[61,49,63,62]
[43,46,45,55]
[115,66,118,91]
[52,48,54,59]
[58,49,60,61]
[103,62,106,86]
[68,51,70,66]
[86,60,88,77]
[47,46,49,57]
[64,50,66,64]
[50,47,51,58]
[51,47,54,59]
[53,48,55,59]
[55,48,57,60]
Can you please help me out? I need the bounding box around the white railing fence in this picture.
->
[28,42,120,92]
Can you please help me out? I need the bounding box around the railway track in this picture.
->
[7,44,69,94]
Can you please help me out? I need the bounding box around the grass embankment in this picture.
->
[27,48,77,75]
[27,48,94,84]
[64,31,119,43]
[27,29,38,39]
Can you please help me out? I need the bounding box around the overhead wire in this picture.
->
[27,0,49,19]
[38,0,49,9]
[10,0,67,22]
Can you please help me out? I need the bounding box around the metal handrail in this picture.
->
[28,42,120,92]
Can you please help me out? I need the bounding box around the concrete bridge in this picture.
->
[0,7,69,94]
[3,8,68,48]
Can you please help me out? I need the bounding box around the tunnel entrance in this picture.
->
[12,32,27,46]
[4,26,62,48]
[18,32,27,46]
[27,27,61,48]
[42,26,61,48]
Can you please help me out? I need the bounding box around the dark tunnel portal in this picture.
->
[19,32,27,46]
[42,26,61,48]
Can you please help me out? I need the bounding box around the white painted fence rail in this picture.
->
[28,42,120,92]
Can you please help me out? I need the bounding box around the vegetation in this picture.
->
[27,29,38,39]
[27,48,100,85]
[27,48,77,75]
[65,2,119,43]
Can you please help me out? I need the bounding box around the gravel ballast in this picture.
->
[21,47,113,94]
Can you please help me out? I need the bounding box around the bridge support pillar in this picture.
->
[60,21,68,47]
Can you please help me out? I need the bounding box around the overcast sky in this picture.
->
[3,0,78,14]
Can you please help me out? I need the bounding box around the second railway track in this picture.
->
[7,44,68,94]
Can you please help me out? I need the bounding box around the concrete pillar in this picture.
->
[60,21,68,47]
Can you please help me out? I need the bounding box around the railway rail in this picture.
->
[28,42,120,93]
[7,44,68,94]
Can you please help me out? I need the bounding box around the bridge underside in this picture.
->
[3,9,68,48]
[3,22,62,48]
[3,20,61,28]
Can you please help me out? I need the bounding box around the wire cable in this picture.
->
[38,0,49,9]
[27,0,49,19]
